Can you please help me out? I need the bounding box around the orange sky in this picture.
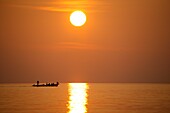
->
[0,0,170,83]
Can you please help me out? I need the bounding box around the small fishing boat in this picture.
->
[32,81,59,87]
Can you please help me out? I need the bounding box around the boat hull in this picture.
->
[32,84,59,87]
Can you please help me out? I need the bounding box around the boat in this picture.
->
[32,81,59,87]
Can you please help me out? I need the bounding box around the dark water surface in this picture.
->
[0,83,170,113]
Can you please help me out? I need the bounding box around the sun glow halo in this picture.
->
[70,11,86,27]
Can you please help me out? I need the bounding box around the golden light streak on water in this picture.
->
[67,83,89,113]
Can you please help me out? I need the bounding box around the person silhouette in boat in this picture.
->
[56,82,59,86]
[51,83,54,86]
[37,81,39,86]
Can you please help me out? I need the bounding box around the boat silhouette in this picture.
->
[32,81,59,87]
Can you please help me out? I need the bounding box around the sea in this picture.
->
[0,83,170,113]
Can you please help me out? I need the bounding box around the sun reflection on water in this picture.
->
[67,83,89,113]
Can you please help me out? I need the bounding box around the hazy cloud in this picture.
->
[1,0,110,13]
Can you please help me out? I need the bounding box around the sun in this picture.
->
[70,10,86,27]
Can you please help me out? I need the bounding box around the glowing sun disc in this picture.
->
[70,11,86,27]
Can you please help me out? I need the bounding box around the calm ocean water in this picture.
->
[0,83,170,113]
